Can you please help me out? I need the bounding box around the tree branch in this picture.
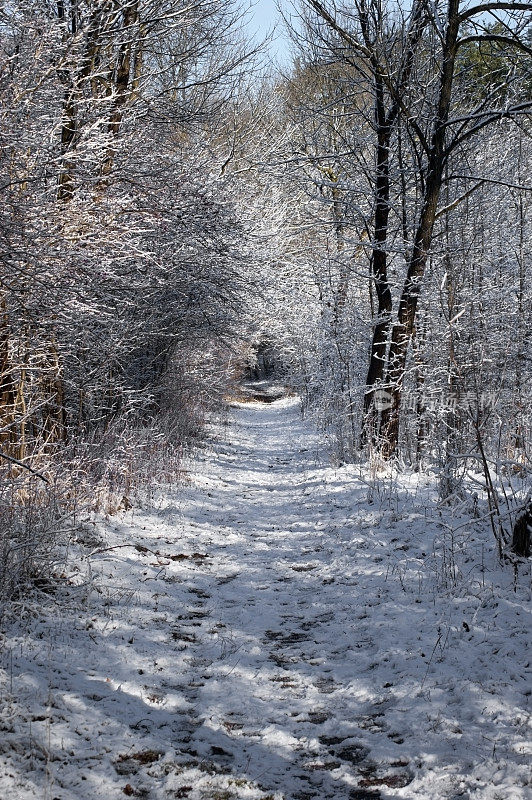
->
[447,101,532,154]
[306,0,372,58]
[458,3,532,23]
[446,173,532,191]
[436,180,485,217]
[0,452,49,483]
[457,33,532,56]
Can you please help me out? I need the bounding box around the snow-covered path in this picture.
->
[1,398,530,800]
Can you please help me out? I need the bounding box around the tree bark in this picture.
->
[379,0,461,457]
[101,0,139,176]
[361,124,393,443]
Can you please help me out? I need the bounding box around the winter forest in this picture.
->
[0,1,531,799]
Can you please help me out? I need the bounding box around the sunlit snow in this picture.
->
[0,397,530,799]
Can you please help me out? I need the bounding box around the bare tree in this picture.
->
[296,0,532,456]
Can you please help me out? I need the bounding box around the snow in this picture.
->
[0,396,530,800]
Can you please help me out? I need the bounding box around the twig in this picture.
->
[0,451,49,483]
[88,543,158,557]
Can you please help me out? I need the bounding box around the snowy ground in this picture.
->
[0,397,530,800]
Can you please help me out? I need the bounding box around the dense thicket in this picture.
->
[0,0,266,598]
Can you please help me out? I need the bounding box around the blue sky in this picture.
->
[249,0,282,33]
[245,0,292,63]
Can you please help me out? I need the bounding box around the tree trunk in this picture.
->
[361,126,393,445]
[57,0,81,201]
[379,0,460,457]
[379,163,443,455]
[0,296,16,454]
[101,0,139,176]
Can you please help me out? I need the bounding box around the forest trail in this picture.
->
[1,397,530,800]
